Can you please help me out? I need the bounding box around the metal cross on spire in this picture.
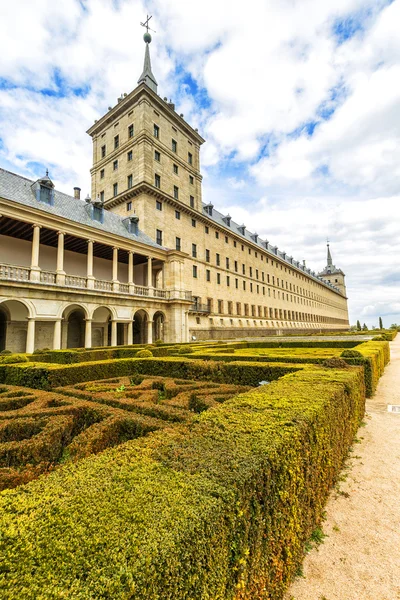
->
[140,14,156,34]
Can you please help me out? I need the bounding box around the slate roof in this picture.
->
[0,168,160,249]
[202,203,342,294]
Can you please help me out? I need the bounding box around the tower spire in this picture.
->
[138,15,158,94]
[327,241,333,267]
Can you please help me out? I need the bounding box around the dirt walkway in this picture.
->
[285,337,400,600]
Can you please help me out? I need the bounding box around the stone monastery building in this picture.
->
[0,33,349,353]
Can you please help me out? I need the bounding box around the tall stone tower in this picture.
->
[86,29,205,250]
[318,244,347,297]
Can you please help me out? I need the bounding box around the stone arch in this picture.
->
[133,309,148,345]
[61,304,88,349]
[91,306,114,347]
[152,310,166,342]
[0,299,32,353]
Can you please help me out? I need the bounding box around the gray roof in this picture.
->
[202,203,343,294]
[0,168,160,249]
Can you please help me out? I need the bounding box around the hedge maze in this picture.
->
[0,333,394,600]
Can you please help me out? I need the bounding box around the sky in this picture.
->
[0,0,399,328]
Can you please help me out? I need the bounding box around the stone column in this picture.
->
[128,251,135,294]
[147,256,153,295]
[147,320,153,344]
[111,320,117,346]
[26,318,36,353]
[53,319,62,350]
[87,240,95,289]
[127,320,133,345]
[84,319,92,348]
[56,231,65,285]
[112,247,120,292]
[161,263,165,289]
[30,224,41,281]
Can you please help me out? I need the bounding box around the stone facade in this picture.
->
[0,39,349,353]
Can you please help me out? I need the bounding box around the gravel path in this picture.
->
[285,336,400,600]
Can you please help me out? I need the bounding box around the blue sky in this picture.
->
[0,0,399,327]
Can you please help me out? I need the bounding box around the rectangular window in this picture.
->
[128,124,134,138]
[113,183,118,197]
[205,249,210,262]
[215,231,219,239]
[172,139,177,152]
[236,302,241,315]
[226,276,230,287]
[114,135,119,149]
[127,174,133,189]
[156,200,162,211]
[188,152,193,164]
[206,269,211,282]
[155,174,161,188]
[100,169,104,179]
[154,150,160,161]
[226,257,230,269]
[234,240,237,248]
[218,300,223,313]
[127,150,133,161]
[113,160,118,170]
[175,210,180,220]
[225,236,228,243]
[176,237,181,251]
[173,164,178,174]
[189,175,194,185]
[193,265,198,278]
[154,124,159,138]
[234,260,238,272]
[228,301,233,315]
[250,283,253,292]
[244,304,249,316]
[243,281,246,291]
[127,201,132,211]
[250,267,253,277]
[174,186,179,199]
[205,226,209,234]
[156,229,163,245]
[192,243,197,258]
[101,145,106,158]
[242,264,245,275]
[235,278,239,289]
[256,269,259,279]
[192,218,196,227]
[100,190,104,202]
[217,273,221,284]
[93,205,103,222]
[190,195,195,208]
[216,253,220,266]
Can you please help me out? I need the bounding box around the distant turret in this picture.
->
[318,243,347,296]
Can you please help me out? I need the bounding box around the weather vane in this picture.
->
[140,14,156,34]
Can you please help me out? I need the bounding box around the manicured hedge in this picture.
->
[0,365,365,599]
[29,345,172,364]
[0,358,303,390]
[340,341,389,395]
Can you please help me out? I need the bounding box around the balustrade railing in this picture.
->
[40,270,56,284]
[0,264,30,281]
[134,285,149,296]
[153,288,167,298]
[119,283,129,294]
[94,279,112,292]
[65,275,87,288]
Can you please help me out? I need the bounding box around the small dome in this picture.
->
[143,32,152,43]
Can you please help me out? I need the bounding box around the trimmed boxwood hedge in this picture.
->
[0,358,303,390]
[0,365,365,599]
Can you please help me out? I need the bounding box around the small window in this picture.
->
[215,231,219,239]
[174,186,179,199]
[172,139,177,152]
[113,183,118,197]
[93,205,103,222]
[235,278,239,289]
[226,276,230,287]
[206,269,211,282]
[234,261,238,272]
[156,200,162,211]
[154,150,160,161]
[127,150,133,161]
[192,243,197,258]
[234,241,237,248]
[216,253,220,266]
[156,229,163,245]
[155,174,161,188]
[127,174,133,189]
[100,191,104,202]
[127,201,132,211]
[114,135,119,149]
[113,160,118,171]
[217,273,221,284]
[101,145,106,158]
[226,257,230,269]
[100,169,104,179]
[154,124,159,138]
[175,210,180,220]
[225,236,228,243]
[189,175,194,185]
[39,185,53,205]
[205,226,209,234]
[196,317,201,325]
[173,164,178,174]
[188,152,193,164]
[176,237,181,251]
[193,265,198,278]
[192,218,196,227]
[128,124,134,138]
[205,249,210,262]
[190,195,195,208]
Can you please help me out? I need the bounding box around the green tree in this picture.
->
[362,323,368,331]
[390,323,399,330]
[379,317,383,329]
[356,320,361,330]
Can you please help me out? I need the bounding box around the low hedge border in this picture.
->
[0,357,304,390]
[0,365,365,599]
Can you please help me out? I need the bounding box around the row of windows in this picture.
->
[100,125,134,158]
[153,123,193,165]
